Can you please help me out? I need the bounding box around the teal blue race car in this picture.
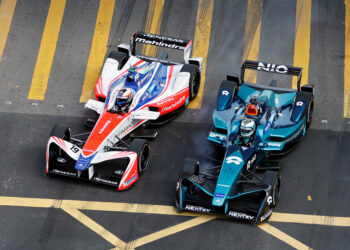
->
[175,60,314,223]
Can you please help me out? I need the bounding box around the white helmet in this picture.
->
[240,118,256,138]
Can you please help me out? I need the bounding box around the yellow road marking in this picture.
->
[2,196,350,249]
[258,223,311,250]
[2,196,350,227]
[0,0,17,63]
[62,208,128,249]
[141,0,165,57]
[242,0,263,83]
[0,196,194,216]
[292,0,312,88]
[27,0,66,100]
[270,212,350,227]
[345,0,350,117]
[187,0,214,109]
[79,0,116,103]
[125,216,216,249]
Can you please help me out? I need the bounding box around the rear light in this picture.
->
[246,104,258,116]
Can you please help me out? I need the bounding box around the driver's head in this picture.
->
[116,88,133,108]
[240,118,256,139]
[126,67,138,82]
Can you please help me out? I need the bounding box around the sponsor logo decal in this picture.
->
[226,156,243,165]
[99,120,111,134]
[257,62,288,74]
[161,96,185,112]
[114,170,124,175]
[296,101,304,106]
[267,196,273,206]
[246,154,257,170]
[263,122,271,134]
[56,157,66,163]
[135,37,184,50]
[209,132,226,141]
[190,175,204,184]
[267,142,281,147]
[221,90,229,96]
[119,120,138,136]
[185,205,211,213]
[53,169,76,176]
[125,175,137,186]
[215,193,225,198]
[228,211,254,220]
[94,177,118,185]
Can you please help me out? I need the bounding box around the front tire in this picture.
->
[50,124,71,140]
[46,124,71,178]
[262,171,281,207]
[179,158,199,179]
[129,139,150,175]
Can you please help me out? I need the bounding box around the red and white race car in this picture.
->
[45,32,202,190]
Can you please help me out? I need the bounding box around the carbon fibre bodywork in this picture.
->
[175,60,313,223]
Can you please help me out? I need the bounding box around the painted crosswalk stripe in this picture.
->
[27,0,66,100]
[79,0,116,103]
[141,0,165,57]
[0,0,17,63]
[187,0,214,109]
[345,0,350,118]
[242,0,263,84]
[62,208,127,248]
[292,0,312,89]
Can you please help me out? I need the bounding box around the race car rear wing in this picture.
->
[241,60,303,91]
[130,31,193,63]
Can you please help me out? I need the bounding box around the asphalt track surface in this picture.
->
[0,0,349,249]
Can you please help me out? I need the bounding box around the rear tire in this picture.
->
[129,139,150,175]
[262,171,281,207]
[108,50,128,70]
[306,100,313,129]
[181,64,200,100]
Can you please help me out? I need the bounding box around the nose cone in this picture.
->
[212,192,226,206]
[74,152,96,171]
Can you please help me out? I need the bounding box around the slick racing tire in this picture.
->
[262,171,281,207]
[108,50,128,70]
[181,64,200,100]
[306,99,314,129]
[46,124,71,178]
[180,158,199,179]
[129,139,150,175]
[50,124,71,140]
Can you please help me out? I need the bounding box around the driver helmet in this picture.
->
[116,88,134,108]
[126,67,139,82]
[240,118,256,138]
